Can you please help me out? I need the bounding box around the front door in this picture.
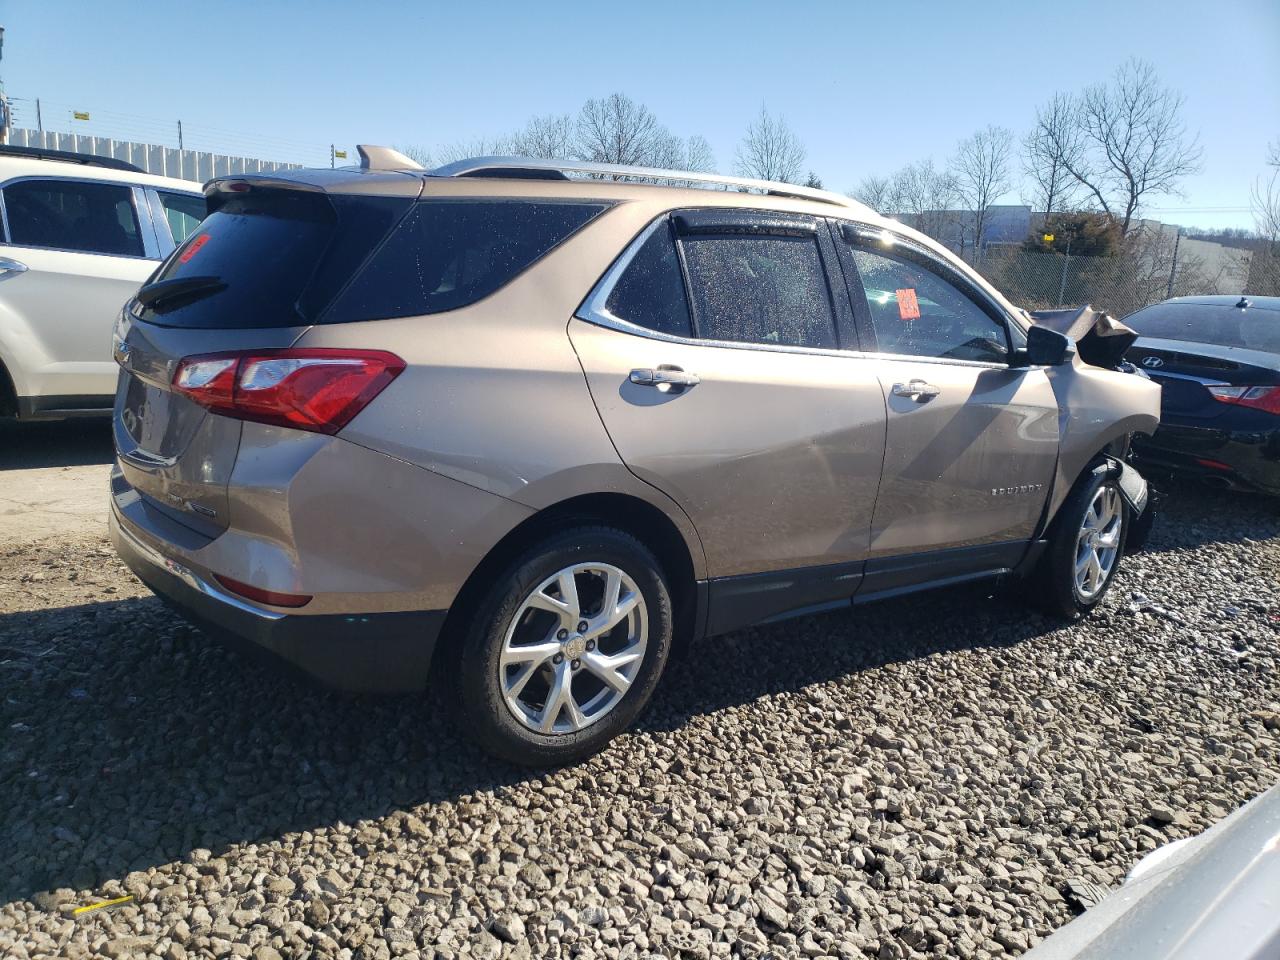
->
[569,212,887,632]
[834,226,1059,589]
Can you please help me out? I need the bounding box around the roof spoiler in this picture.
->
[357,145,425,172]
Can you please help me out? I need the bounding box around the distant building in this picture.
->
[887,205,1032,260]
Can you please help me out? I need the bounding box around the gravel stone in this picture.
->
[1,477,1278,960]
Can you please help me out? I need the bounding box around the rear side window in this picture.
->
[157,191,206,243]
[4,178,143,257]
[680,233,836,348]
[327,199,610,322]
[134,190,409,329]
[603,220,692,338]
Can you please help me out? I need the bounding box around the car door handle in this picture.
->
[891,379,940,402]
[0,256,28,275]
[629,365,701,392]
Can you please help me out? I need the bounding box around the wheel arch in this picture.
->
[0,356,16,417]
[436,491,703,670]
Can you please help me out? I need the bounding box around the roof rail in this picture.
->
[429,155,866,211]
[0,143,145,174]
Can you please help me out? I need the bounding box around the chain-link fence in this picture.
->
[968,232,1275,316]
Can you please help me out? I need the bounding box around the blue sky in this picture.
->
[2,0,1277,229]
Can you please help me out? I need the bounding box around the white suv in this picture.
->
[0,145,204,419]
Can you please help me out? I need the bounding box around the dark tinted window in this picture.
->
[604,221,692,337]
[328,199,609,322]
[851,247,1008,362]
[4,179,143,257]
[1126,302,1280,353]
[158,191,206,243]
[680,233,836,348]
[134,191,409,329]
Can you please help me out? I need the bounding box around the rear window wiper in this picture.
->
[135,275,227,310]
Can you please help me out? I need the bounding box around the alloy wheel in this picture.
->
[499,563,648,735]
[1075,485,1123,600]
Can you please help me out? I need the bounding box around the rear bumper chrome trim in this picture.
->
[111,510,284,622]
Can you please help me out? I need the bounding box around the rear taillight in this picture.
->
[1207,385,1280,416]
[172,349,404,434]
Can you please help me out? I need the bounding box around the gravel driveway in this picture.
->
[2,465,1278,959]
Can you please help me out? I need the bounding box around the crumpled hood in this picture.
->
[1029,305,1139,369]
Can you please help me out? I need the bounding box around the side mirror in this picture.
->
[1014,325,1074,367]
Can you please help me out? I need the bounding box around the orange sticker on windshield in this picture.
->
[896,288,920,320]
[178,234,211,263]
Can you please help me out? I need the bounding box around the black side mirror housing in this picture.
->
[1013,325,1074,367]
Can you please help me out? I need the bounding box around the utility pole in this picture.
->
[177,119,184,151]
[36,97,42,135]
[330,143,335,169]
[1166,229,1181,299]
[1056,237,1072,308]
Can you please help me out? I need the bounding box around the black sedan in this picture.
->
[1123,295,1280,495]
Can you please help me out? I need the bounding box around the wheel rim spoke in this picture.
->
[500,561,648,736]
[1074,485,1124,600]
[582,649,642,694]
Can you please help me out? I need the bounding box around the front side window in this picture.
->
[850,246,1008,363]
[680,233,836,349]
[328,199,609,322]
[603,220,692,338]
[158,191,207,244]
[3,178,143,257]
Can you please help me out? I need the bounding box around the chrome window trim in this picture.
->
[132,186,161,260]
[0,189,9,243]
[0,173,160,261]
[575,216,1008,371]
[145,187,178,257]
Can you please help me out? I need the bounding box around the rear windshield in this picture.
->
[324,199,610,323]
[134,190,410,329]
[1127,302,1280,353]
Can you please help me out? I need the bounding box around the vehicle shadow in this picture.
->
[0,419,114,470]
[0,580,1048,906]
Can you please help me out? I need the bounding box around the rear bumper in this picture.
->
[1134,421,1280,495]
[111,500,445,693]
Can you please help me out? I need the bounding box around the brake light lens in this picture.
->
[1207,385,1280,416]
[172,349,404,434]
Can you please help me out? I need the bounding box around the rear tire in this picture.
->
[453,526,673,766]
[1033,463,1128,620]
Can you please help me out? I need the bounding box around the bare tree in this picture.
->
[1023,93,1082,222]
[1049,59,1202,236]
[952,125,1013,261]
[683,135,716,173]
[509,113,575,160]
[888,159,957,240]
[396,144,434,168]
[735,107,805,184]
[1253,139,1280,248]
[575,93,671,169]
[851,174,892,212]
[433,135,516,166]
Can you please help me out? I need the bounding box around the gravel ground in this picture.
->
[2,479,1278,960]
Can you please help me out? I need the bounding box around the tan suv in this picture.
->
[110,146,1160,764]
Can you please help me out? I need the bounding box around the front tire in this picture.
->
[1033,464,1128,619]
[454,526,673,766]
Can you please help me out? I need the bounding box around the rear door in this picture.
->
[833,223,1059,587]
[570,210,887,629]
[0,176,159,404]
